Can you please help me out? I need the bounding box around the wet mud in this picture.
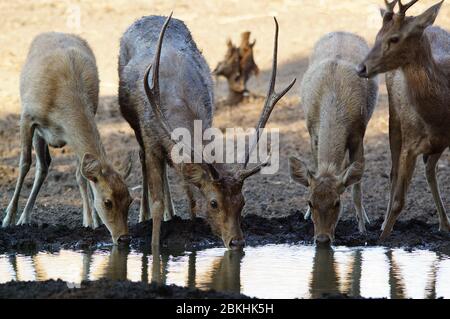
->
[1,213,450,255]
[0,279,249,299]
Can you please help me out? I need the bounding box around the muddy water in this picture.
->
[0,244,449,299]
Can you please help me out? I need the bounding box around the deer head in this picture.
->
[289,158,364,245]
[81,153,133,245]
[144,14,295,250]
[357,0,444,78]
[213,31,260,95]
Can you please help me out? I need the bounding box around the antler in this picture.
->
[243,17,296,170]
[384,0,399,14]
[398,0,419,16]
[144,13,174,142]
[143,13,221,180]
[238,151,271,182]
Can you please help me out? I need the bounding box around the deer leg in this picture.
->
[139,149,151,222]
[424,152,450,231]
[304,134,319,220]
[349,140,369,233]
[76,162,95,228]
[383,164,400,232]
[383,97,402,231]
[2,120,35,228]
[17,135,51,225]
[352,183,369,232]
[162,164,174,221]
[380,150,417,240]
[88,184,101,228]
[147,152,165,248]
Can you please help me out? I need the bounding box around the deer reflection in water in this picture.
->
[1,245,449,299]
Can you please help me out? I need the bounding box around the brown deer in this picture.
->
[290,32,379,245]
[118,15,295,249]
[357,0,450,239]
[2,33,132,245]
[213,31,260,105]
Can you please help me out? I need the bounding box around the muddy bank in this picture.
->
[0,279,249,299]
[1,213,450,255]
[0,279,361,299]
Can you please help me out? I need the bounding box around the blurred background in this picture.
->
[1,0,449,113]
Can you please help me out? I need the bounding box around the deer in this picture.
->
[357,0,450,240]
[290,32,379,245]
[213,31,260,105]
[118,14,295,250]
[2,32,132,245]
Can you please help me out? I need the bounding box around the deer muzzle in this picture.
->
[228,237,245,250]
[356,63,369,78]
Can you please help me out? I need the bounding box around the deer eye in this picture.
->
[210,199,218,209]
[334,200,340,208]
[307,200,313,209]
[104,199,113,209]
[388,35,400,45]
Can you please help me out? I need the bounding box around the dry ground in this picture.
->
[1,0,450,229]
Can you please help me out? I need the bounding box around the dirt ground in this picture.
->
[1,1,450,248]
[0,278,249,299]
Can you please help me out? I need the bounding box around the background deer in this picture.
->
[290,32,379,245]
[357,0,450,239]
[213,31,260,105]
[2,33,132,245]
[118,15,294,249]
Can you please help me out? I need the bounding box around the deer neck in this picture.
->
[65,109,107,164]
[227,88,244,105]
[401,35,450,125]
[317,92,347,169]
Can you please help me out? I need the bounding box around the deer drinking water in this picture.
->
[290,32,379,245]
[2,33,132,245]
[118,15,295,249]
[357,0,450,239]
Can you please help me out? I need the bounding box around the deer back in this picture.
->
[300,32,378,165]
[119,16,214,142]
[21,32,98,115]
[20,32,100,149]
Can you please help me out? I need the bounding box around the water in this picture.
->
[1,244,450,299]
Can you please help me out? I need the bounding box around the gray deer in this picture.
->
[290,32,379,244]
[118,14,295,249]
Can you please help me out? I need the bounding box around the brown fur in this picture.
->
[213,31,259,105]
[358,0,450,239]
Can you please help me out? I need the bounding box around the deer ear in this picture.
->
[408,1,443,35]
[183,163,208,188]
[81,153,102,182]
[338,162,364,192]
[289,157,313,187]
